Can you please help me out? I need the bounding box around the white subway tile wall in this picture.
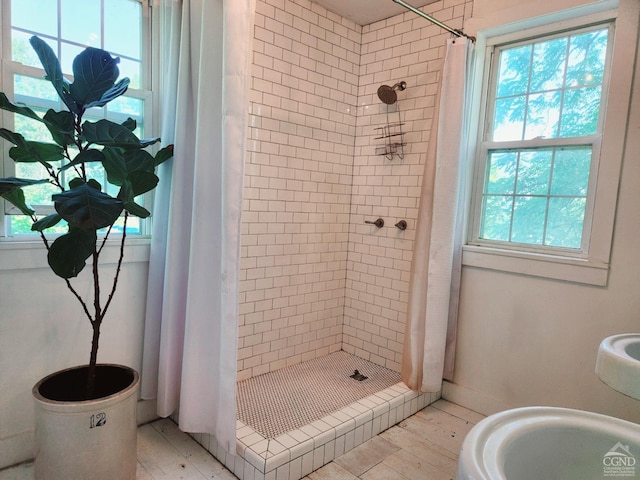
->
[344,0,472,372]
[240,0,473,380]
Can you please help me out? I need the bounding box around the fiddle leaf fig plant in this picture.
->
[0,36,173,398]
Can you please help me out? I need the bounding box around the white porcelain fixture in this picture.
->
[456,407,640,480]
[596,333,640,400]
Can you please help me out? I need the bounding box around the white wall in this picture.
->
[445,0,640,424]
[0,243,151,468]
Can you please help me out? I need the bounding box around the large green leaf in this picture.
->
[103,148,156,188]
[0,177,49,194]
[125,149,156,173]
[0,93,42,123]
[0,128,27,146]
[85,78,130,109]
[9,142,64,164]
[102,147,128,186]
[122,118,136,132]
[0,128,63,165]
[123,201,151,218]
[29,36,78,114]
[154,145,174,166]
[0,177,48,215]
[82,119,141,149]
[32,213,63,231]
[1,188,33,215]
[127,171,159,197]
[43,109,75,146]
[53,183,123,230]
[47,228,96,278]
[69,47,121,108]
[140,137,161,148]
[60,149,105,171]
[117,172,158,203]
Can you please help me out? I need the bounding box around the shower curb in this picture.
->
[189,382,439,480]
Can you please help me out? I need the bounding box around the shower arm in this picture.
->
[392,0,475,42]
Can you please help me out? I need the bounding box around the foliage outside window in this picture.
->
[1,0,150,237]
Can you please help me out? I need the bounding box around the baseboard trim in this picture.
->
[441,380,514,417]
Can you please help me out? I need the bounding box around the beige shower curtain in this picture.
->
[402,37,474,392]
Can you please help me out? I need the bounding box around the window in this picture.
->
[1,0,152,237]
[477,26,610,252]
[466,3,638,285]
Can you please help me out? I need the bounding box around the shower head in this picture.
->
[377,81,407,104]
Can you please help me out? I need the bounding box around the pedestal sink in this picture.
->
[456,333,640,479]
[596,333,640,400]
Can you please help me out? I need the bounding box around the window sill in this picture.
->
[0,237,151,272]
[462,245,609,286]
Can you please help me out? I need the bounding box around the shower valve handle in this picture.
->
[365,218,384,228]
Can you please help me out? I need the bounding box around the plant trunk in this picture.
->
[87,247,102,399]
[86,320,101,399]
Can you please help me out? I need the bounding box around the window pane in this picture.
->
[117,58,142,89]
[12,31,52,67]
[565,30,608,87]
[60,43,85,75]
[516,150,552,195]
[524,91,561,139]
[481,196,513,241]
[530,37,567,92]
[492,27,608,142]
[61,0,101,47]
[11,0,57,37]
[486,152,517,194]
[9,216,67,235]
[496,45,531,97]
[105,0,142,60]
[545,197,586,248]
[512,196,547,244]
[551,147,591,196]
[481,147,589,249]
[493,96,525,141]
[15,75,58,104]
[560,86,601,137]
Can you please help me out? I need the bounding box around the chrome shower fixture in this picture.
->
[377,80,407,104]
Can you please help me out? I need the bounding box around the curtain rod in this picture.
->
[392,0,475,41]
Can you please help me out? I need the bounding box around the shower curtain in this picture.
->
[141,0,254,453]
[402,37,474,392]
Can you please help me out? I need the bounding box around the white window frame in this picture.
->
[463,1,639,286]
[0,0,155,240]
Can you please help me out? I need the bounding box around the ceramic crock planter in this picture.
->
[32,364,139,480]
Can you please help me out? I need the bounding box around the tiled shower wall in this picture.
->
[343,1,473,371]
[238,0,362,380]
[239,0,473,380]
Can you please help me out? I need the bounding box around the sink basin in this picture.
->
[456,406,640,479]
[596,333,640,400]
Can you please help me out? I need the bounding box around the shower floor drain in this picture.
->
[236,351,400,438]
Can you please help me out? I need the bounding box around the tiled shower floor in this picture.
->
[190,351,440,480]
[237,351,401,438]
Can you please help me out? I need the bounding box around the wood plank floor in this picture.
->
[0,400,484,480]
